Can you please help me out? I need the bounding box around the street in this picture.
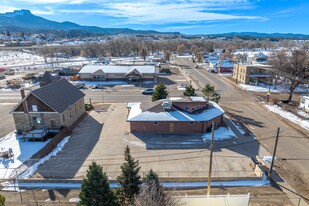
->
[176,58,309,201]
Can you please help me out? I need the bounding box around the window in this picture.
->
[189,122,194,125]
[153,122,158,125]
[32,105,38,112]
[32,117,42,124]
[62,115,65,122]
[184,107,189,110]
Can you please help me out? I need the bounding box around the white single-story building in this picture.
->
[79,65,158,81]
[299,96,309,112]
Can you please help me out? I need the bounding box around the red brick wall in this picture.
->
[130,115,223,133]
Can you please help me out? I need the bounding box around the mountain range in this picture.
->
[0,9,179,35]
[1,10,309,39]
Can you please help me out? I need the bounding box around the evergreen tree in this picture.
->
[202,84,215,100]
[183,84,196,96]
[152,83,169,101]
[79,162,118,206]
[202,84,221,103]
[0,194,5,206]
[117,145,142,205]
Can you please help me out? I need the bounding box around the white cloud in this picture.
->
[2,0,266,25]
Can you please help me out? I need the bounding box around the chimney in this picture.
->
[20,89,25,99]
[20,89,28,113]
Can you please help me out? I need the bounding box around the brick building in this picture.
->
[232,64,272,84]
[127,97,224,134]
[11,79,85,133]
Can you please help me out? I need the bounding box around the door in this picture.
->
[169,123,175,133]
[50,120,56,128]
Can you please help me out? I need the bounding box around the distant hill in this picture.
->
[0,9,180,36]
[207,32,309,40]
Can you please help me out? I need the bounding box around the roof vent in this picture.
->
[162,101,172,111]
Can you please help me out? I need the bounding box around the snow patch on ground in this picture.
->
[18,137,70,179]
[297,110,309,119]
[69,197,80,203]
[70,80,127,86]
[263,104,309,131]
[202,127,236,141]
[263,156,276,163]
[0,132,51,179]
[240,84,309,93]
[1,177,270,191]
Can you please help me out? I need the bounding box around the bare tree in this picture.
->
[139,46,148,61]
[164,50,172,64]
[270,49,309,102]
[177,44,186,56]
[134,180,180,206]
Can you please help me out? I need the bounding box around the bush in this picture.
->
[85,103,94,111]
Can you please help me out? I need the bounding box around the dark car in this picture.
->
[141,88,155,94]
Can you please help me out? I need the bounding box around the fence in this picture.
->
[2,170,263,181]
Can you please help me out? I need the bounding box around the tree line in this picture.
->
[79,145,179,206]
[36,37,304,59]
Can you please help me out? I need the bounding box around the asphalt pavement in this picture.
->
[175,58,309,202]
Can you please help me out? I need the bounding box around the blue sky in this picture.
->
[1,0,309,34]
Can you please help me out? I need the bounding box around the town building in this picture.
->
[232,64,272,84]
[127,97,224,133]
[218,60,234,73]
[78,65,157,82]
[11,79,85,133]
[38,71,59,87]
[0,68,6,79]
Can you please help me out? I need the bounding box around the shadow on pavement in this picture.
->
[36,114,102,180]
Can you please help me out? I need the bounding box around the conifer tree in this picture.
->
[117,145,142,205]
[79,162,118,206]
[183,84,196,96]
[152,83,169,101]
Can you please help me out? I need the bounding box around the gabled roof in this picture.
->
[39,71,57,84]
[126,68,142,76]
[13,79,85,113]
[79,65,155,74]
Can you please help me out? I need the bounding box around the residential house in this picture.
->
[0,68,6,79]
[38,71,59,87]
[79,65,157,82]
[11,79,85,133]
[218,60,234,73]
[232,64,272,84]
[127,96,224,133]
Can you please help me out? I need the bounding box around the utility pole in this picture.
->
[207,121,215,195]
[268,127,280,179]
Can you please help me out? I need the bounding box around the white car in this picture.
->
[141,88,155,94]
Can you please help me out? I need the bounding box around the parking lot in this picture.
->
[34,103,268,180]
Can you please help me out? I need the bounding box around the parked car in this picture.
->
[141,88,155,94]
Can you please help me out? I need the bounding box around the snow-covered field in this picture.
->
[202,127,236,141]
[0,132,50,179]
[263,104,309,131]
[240,84,309,93]
[0,51,44,67]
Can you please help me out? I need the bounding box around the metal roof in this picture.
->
[127,100,224,122]
[79,65,156,74]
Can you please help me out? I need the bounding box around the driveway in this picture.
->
[35,103,265,180]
